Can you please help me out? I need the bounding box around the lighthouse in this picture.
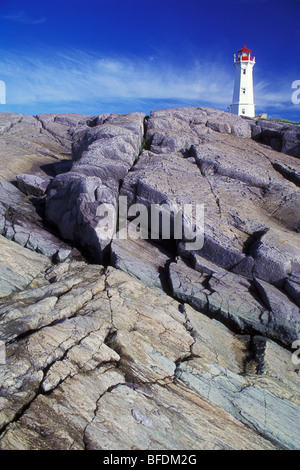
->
[229,45,255,118]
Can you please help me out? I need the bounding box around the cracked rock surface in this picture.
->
[1,249,297,450]
[0,107,300,450]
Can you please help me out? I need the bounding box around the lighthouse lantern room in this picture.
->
[229,45,255,118]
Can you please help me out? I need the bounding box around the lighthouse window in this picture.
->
[243,69,246,75]
[242,108,246,114]
[242,87,246,94]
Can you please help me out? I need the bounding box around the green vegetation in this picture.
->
[139,137,149,154]
[256,117,300,125]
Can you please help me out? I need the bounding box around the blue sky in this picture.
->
[0,0,299,120]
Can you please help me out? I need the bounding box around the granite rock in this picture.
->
[45,113,146,263]
[0,245,299,449]
[251,119,300,158]
[0,107,300,450]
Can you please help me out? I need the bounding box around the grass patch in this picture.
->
[256,117,300,125]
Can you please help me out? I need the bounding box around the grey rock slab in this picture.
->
[0,180,82,262]
[46,113,146,263]
[16,174,52,197]
[285,277,300,307]
[122,108,300,298]
[148,107,252,138]
[168,256,297,345]
[46,173,117,262]
[0,114,74,181]
[169,258,210,313]
[254,277,300,345]
[110,235,172,290]
[0,235,51,298]
[252,119,300,158]
[177,359,300,450]
[35,113,93,148]
[0,251,298,450]
[250,229,300,287]
[207,270,281,342]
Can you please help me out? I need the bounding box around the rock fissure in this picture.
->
[0,108,300,450]
[34,115,71,150]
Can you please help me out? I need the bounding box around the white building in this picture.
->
[229,45,255,118]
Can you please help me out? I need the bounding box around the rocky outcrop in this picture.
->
[118,107,300,347]
[45,112,146,263]
[0,107,300,450]
[251,119,300,158]
[0,240,299,450]
[0,235,52,298]
[0,180,82,263]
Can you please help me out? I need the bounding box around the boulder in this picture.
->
[16,174,52,197]
[45,113,146,263]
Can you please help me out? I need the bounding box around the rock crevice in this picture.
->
[0,107,300,450]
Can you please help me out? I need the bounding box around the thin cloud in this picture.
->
[0,11,47,25]
[254,78,296,108]
[0,49,234,107]
[0,48,294,115]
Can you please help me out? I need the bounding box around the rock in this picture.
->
[122,107,300,295]
[16,174,52,197]
[0,180,82,263]
[206,119,232,134]
[251,119,300,158]
[45,113,146,263]
[1,107,300,450]
[253,278,300,344]
[110,235,172,290]
[0,235,51,298]
[0,245,299,449]
[285,276,300,307]
[169,257,210,313]
[270,161,300,187]
[169,256,300,347]
[0,113,81,181]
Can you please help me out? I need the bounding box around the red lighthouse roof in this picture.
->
[235,45,254,62]
[238,45,252,53]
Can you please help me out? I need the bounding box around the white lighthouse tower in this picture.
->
[229,45,255,118]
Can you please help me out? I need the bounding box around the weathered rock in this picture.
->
[16,174,52,197]
[45,113,146,263]
[110,235,172,290]
[0,235,51,298]
[0,243,299,450]
[120,107,300,346]
[251,119,300,158]
[285,275,300,307]
[0,113,91,181]
[168,256,300,347]
[1,107,300,451]
[0,180,82,262]
[253,277,300,344]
